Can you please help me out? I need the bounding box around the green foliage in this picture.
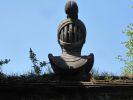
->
[29,48,48,75]
[0,59,10,66]
[0,72,6,78]
[91,68,115,81]
[101,72,114,81]
[117,23,133,77]
[0,59,10,73]
[91,68,100,78]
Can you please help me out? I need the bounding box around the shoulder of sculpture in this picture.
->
[48,54,94,70]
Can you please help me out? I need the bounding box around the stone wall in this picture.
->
[0,81,133,100]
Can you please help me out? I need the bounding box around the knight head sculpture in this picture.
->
[48,0,94,81]
[58,0,86,57]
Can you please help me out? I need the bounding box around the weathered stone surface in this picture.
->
[0,81,133,100]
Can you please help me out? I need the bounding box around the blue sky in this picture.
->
[0,0,133,75]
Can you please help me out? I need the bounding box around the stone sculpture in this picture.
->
[48,0,94,81]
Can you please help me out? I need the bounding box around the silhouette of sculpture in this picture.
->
[48,0,94,81]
